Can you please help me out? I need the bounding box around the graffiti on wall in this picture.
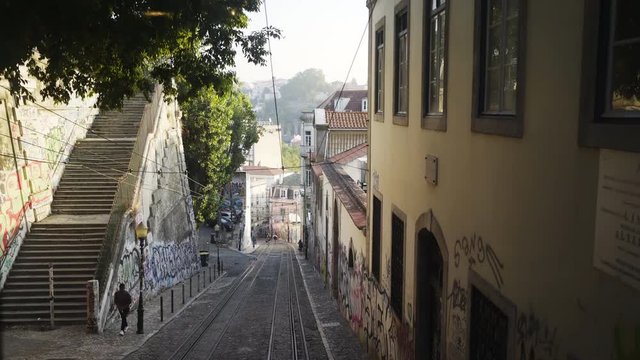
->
[117,231,199,303]
[454,233,504,289]
[447,233,504,359]
[334,242,414,360]
[516,309,559,360]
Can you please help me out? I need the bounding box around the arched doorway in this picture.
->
[415,228,444,360]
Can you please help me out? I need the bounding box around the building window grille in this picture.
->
[390,212,404,317]
[469,286,509,360]
[372,196,382,281]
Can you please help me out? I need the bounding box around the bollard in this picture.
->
[202,270,205,288]
[160,296,164,322]
[189,277,193,297]
[171,290,174,313]
[209,266,212,283]
[197,272,200,292]
[182,283,185,305]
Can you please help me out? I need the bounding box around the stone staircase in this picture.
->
[0,95,148,326]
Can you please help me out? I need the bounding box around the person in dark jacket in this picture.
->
[114,283,132,335]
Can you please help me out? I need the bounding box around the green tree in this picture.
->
[181,86,260,223]
[1,1,280,109]
[282,143,301,173]
[256,69,331,135]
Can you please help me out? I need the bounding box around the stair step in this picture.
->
[0,310,86,319]
[16,256,99,263]
[9,267,96,276]
[52,199,114,204]
[18,249,100,256]
[11,262,98,269]
[3,281,92,290]
[0,294,86,303]
[0,303,86,312]
[21,244,102,251]
[6,274,94,283]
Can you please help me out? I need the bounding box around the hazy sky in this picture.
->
[233,0,369,85]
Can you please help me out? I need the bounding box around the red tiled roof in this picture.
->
[329,143,368,165]
[321,163,367,230]
[326,111,368,129]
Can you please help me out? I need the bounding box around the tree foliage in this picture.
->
[182,86,260,223]
[0,0,280,109]
[282,143,301,173]
[257,68,331,135]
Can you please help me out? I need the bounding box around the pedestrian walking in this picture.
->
[114,283,132,336]
[252,233,257,248]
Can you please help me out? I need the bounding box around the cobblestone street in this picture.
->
[1,238,367,360]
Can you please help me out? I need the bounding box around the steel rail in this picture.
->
[289,248,310,360]
[168,243,272,360]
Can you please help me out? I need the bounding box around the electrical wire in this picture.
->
[0,84,209,191]
[262,0,286,172]
[0,122,206,197]
[314,12,371,167]
[0,152,202,198]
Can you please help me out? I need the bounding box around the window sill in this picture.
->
[471,114,523,138]
[422,114,447,131]
[393,114,408,126]
[579,121,640,153]
[374,112,384,122]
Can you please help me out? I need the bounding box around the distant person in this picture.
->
[252,234,257,248]
[114,283,132,336]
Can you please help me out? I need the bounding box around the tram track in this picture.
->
[168,243,273,360]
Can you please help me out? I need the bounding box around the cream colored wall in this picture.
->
[368,0,639,359]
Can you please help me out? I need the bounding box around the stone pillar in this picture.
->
[86,280,99,333]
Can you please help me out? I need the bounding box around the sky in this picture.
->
[233,0,369,85]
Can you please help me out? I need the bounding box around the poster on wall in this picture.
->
[593,149,640,290]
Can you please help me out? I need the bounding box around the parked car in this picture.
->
[220,211,232,221]
[218,217,234,231]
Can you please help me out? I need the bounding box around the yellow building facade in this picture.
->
[365,0,640,359]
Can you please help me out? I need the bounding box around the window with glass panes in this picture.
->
[426,0,447,115]
[482,0,519,114]
[375,27,385,113]
[604,0,640,115]
[395,9,409,115]
[578,0,640,152]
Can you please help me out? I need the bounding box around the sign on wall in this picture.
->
[594,149,640,290]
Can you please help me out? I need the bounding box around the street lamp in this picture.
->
[135,222,148,335]
[214,224,221,272]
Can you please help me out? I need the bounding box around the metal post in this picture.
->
[189,276,193,297]
[197,272,200,292]
[171,290,174,313]
[209,266,212,283]
[49,263,55,328]
[202,270,205,288]
[182,283,185,305]
[160,296,163,322]
[217,243,220,273]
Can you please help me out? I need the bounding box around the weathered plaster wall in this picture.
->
[0,76,97,290]
[366,0,640,359]
[111,95,199,317]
